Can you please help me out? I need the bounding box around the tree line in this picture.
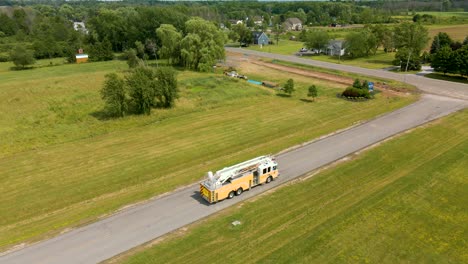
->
[2,4,225,72]
[430,33,468,77]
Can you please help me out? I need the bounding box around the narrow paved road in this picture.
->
[2,50,467,264]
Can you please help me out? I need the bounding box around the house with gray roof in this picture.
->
[326,40,345,56]
[252,31,269,46]
[283,18,302,31]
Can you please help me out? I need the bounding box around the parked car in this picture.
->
[299,48,308,52]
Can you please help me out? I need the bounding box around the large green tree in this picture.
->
[231,23,252,46]
[156,24,182,64]
[393,22,429,71]
[154,67,178,108]
[125,66,179,115]
[430,32,453,54]
[345,29,377,58]
[10,45,35,69]
[88,38,114,61]
[126,67,158,115]
[101,73,128,117]
[454,45,468,77]
[393,47,422,71]
[431,46,454,75]
[0,13,17,36]
[304,30,330,52]
[180,18,225,72]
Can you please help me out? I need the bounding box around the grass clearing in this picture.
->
[0,58,417,250]
[120,109,468,264]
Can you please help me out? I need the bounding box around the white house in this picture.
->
[283,18,302,31]
[73,22,88,34]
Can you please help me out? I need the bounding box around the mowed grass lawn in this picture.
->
[122,109,468,264]
[0,59,416,250]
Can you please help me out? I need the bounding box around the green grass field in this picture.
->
[121,109,468,264]
[0,58,417,250]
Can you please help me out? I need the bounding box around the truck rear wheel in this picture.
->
[236,188,243,196]
[228,191,235,199]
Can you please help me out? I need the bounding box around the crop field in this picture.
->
[0,58,417,250]
[121,109,468,264]
[416,11,468,18]
[427,24,468,42]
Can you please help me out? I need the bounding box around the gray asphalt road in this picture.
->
[2,50,468,264]
[226,48,468,100]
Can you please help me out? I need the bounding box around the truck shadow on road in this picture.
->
[190,191,211,206]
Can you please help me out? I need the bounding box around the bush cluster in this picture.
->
[342,78,372,99]
[101,66,178,117]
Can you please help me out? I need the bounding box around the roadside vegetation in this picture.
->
[119,109,468,264]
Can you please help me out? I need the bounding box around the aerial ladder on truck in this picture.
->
[199,155,279,203]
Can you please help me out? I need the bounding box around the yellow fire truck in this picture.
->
[199,156,279,203]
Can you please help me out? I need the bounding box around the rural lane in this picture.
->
[1,50,468,264]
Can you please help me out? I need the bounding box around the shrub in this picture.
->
[352,78,362,89]
[342,87,371,99]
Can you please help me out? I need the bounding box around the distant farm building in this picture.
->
[75,48,88,63]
